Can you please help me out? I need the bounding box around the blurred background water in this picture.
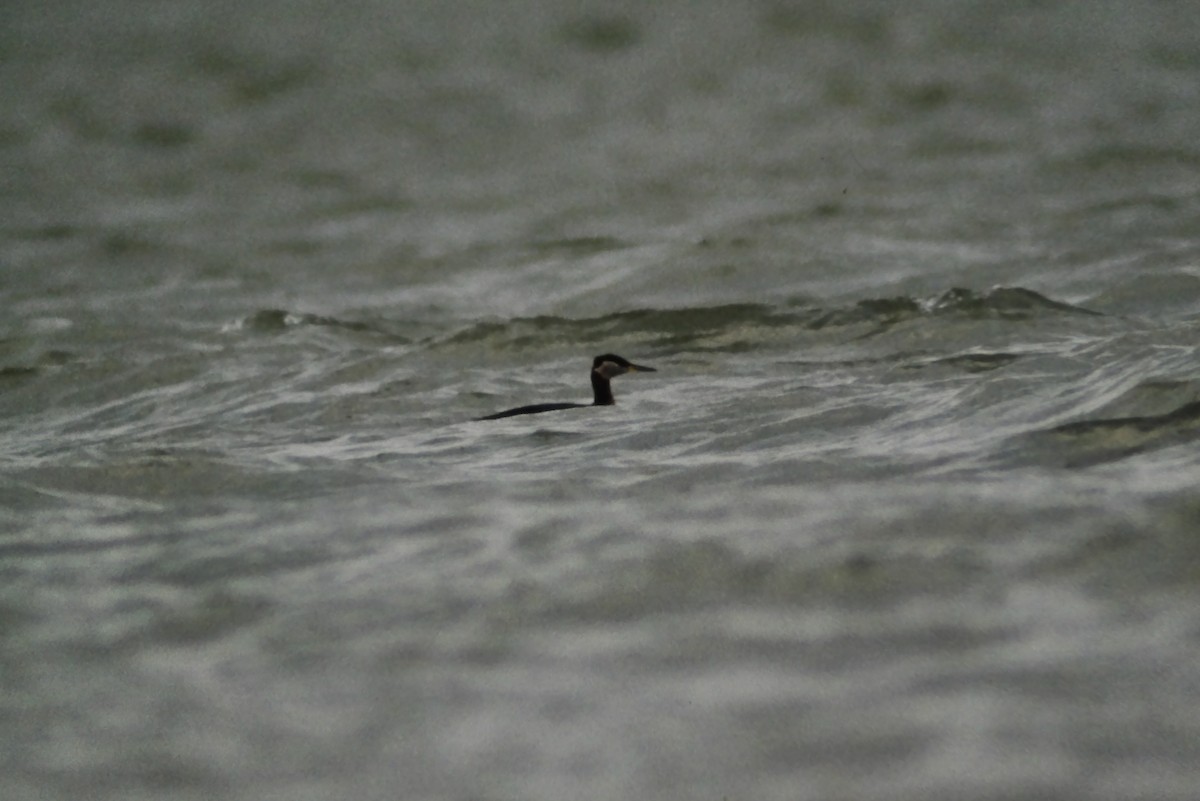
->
[4,1,1200,799]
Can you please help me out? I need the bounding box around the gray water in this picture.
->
[4,1,1200,799]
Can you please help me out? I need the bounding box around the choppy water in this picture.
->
[5,1,1200,799]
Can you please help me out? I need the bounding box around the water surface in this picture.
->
[4,2,1200,799]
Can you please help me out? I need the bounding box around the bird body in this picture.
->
[477,354,655,420]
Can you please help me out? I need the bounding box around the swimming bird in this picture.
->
[477,353,656,420]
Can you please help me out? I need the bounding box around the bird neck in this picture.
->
[590,370,614,405]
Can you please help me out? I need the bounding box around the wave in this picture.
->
[1012,378,1200,468]
[232,309,375,333]
[431,286,1105,355]
[228,309,414,343]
